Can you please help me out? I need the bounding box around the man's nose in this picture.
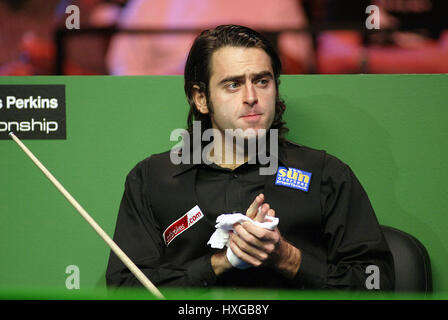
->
[243,83,258,107]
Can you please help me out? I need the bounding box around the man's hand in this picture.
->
[229,194,303,279]
[245,193,265,221]
[211,193,302,279]
[211,193,266,275]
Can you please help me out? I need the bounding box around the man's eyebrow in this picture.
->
[252,71,274,81]
[217,71,274,86]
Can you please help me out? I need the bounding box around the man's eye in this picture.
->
[257,78,270,86]
[227,82,240,89]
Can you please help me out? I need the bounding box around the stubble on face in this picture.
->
[199,46,278,167]
[207,46,277,136]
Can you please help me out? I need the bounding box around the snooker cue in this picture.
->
[9,132,165,300]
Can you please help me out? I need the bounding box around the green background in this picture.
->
[0,75,447,298]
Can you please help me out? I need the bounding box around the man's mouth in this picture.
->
[240,113,263,122]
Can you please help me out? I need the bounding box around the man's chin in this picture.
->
[232,127,268,140]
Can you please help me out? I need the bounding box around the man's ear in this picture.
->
[192,85,209,114]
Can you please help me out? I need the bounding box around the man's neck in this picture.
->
[208,139,249,170]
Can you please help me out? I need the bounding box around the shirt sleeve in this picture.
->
[300,154,395,290]
[105,161,217,288]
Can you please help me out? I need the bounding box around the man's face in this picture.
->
[198,46,277,137]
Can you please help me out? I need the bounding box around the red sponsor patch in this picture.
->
[163,205,204,246]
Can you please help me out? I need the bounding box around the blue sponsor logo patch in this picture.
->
[275,166,312,192]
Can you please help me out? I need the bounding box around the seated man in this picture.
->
[106,25,395,290]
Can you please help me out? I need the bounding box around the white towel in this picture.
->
[207,213,279,269]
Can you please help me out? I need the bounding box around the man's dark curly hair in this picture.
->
[184,25,288,141]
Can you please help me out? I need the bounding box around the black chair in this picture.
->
[381,225,432,293]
